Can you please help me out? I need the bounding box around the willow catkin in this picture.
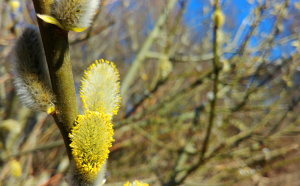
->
[212,8,225,28]
[37,0,100,32]
[12,25,55,114]
[80,59,121,118]
[68,111,113,184]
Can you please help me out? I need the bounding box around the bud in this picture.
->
[69,111,114,184]
[9,0,20,12]
[12,25,55,114]
[80,59,121,118]
[123,180,149,186]
[10,160,22,178]
[37,0,100,32]
[159,56,172,79]
[212,8,225,27]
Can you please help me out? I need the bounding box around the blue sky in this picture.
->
[100,0,298,64]
[183,0,298,61]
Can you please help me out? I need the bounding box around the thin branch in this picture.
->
[200,0,221,161]
[124,78,167,119]
[121,0,178,101]
[9,140,64,158]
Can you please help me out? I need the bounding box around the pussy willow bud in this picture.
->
[159,56,172,79]
[80,59,121,118]
[123,180,149,186]
[12,25,55,114]
[68,111,114,185]
[37,0,100,32]
[212,8,225,28]
[9,160,22,178]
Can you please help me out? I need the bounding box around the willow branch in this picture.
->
[9,140,64,158]
[31,0,79,159]
[200,0,221,160]
[121,0,178,101]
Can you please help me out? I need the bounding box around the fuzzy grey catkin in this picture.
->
[52,0,100,28]
[12,25,55,113]
[37,0,100,32]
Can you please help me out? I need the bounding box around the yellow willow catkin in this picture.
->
[68,111,114,184]
[80,59,121,118]
[123,180,149,186]
[37,0,100,32]
[9,160,22,178]
[212,8,225,28]
[9,0,20,12]
[12,25,55,114]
